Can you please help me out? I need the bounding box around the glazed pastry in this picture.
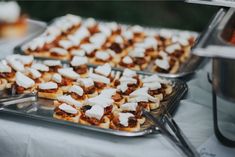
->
[31,63,50,81]
[128,47,149,70]
[153,51,179,74]
[0,60,15,85]
[54,95,83,108]
[70,56,88,77]
[142,74,173,99]
[67,85,87,103]
[92,50,115,66]
[13,71,36,94]
[118,56,139,70]
[94,63,114,81]
[77,77,98,98]
[53,103,81,123]
[38,82,63,100]
[58,68,80,92]
[79,105,110,129]
[25,67,43,84]
[89,72,110,93]
[110,112,140,132]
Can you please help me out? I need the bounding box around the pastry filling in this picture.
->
[70,92,86,100]
[111,92,123,102]
[112,116,137,128]
[74,65,88,75]
[83,85,96,95]
[38,88,58,93]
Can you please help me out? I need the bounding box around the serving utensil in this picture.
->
[0,93,37,109]
[142,109,200,157]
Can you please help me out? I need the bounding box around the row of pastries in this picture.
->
[0,54,173,131]
[22,14,196,74]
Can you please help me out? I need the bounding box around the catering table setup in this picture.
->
[0,1,235,157]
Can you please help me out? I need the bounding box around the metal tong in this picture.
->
[143,110,200,157]
[0,93,38,109]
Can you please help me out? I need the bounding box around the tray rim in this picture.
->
[0,63,188,137]
[13,16,203,78]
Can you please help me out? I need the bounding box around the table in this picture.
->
[0,44,234,157]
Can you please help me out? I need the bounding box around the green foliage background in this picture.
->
[18,1,219,32]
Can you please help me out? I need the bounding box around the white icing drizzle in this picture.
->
[165,43,181,54]
[89,73,110,84]
[77,78,94,87]
[95,63,111,77]
[59,103,77,114]
[57,95,82,107]
[159,29,172,38]
[129,47,145,58]
[43,60,62,67]
[69,85,84,96]
[71,49,86,57]
[31,63,49,72]
[0,61,11,73]
[80,44,97,55]
[39,82,58,90]
[16,72,35,89]
[155,58,170,70]
[27,68,41,79]
[85,105,104,120]
[58,68,80,80]
[122,56,133,64]
[123,68,137,77]
[71,56,88,67]
[118,113,134,127]
[50,47,68,56]
[58,40,73,49]
[90,33,107,47]
[95,51,111,61]
[85,95,113,108]
[52,73,62,83]
[120,102,138,111]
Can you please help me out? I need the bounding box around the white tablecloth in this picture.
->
[0,45,234,157]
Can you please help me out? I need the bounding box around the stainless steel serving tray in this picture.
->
[13,17,204,78]
[0,63,187,137]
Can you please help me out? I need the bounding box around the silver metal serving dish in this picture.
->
[0,63,187,137]
[13,17,204,78]
[193,8,235,102]
[192,7,235,146]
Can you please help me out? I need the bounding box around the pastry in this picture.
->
[79,105,110,129]
[110,112,140,132]
[53,103,80,123]
[38,82,63,99]
[0,2,27,38]
[70,56,88,77]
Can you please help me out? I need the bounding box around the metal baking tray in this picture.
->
[0,63,187,137]
[13,16,204,78]
[0,19,46,45]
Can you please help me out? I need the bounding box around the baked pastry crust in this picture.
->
[38,88,63,100]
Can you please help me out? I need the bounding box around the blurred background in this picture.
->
[19,1,219,32]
